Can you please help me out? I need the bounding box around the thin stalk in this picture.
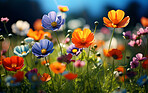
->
[108,28,115,50]
[54,32,63,56]
[45,57,55,91]
[3,23,9,35]
[110,59,115,91]
[93,24,98,35]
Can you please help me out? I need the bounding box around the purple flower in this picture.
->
[130,57,139,69]
[1,17,9,23]
[25,68,38,78]
[136,53,147,61]
[67,44,82,56]
[57,53,75,64]
[126,71,137,78]
[123,31,132,39]
[128,39,142,47]
[42,11,64,31]
[32,39,54,58]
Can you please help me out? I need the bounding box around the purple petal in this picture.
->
[48,11,56,22]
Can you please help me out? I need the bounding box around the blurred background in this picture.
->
[0,0,148,34]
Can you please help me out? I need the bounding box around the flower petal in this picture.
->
[118,16,130,28]
[48,11,56,22]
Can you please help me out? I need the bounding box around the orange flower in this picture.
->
[141,17,148,27]
[119,75,128,82]
[108,49,123,60]
[115,66,126,73]
[71,28,94,48]
[41,60,49,65]
[2,56,24,71]
[103,49,112,57]
[13,71,24,82]
[117,44,125,52]
[40,73,51,82]
[58,6,69,12]
[49,62,66,74]
[33,19,44,30]
[92,40,105,49]
[103,10,130,28]
[27,29,51,41]
[64,72,78,80]
[142,59,148,70]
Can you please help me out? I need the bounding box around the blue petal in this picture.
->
[14,46,21,54]
[42,15,52,24]
[40,39,49,49]
[57,16,62,24]
[48,11,56,22]
[32,43,42,55]
[46,41,53,51]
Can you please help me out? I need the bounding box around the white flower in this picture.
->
[11,20,30,36]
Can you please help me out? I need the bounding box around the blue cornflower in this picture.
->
[42,11,64,31]
[137,75,148,86]
[24,37,34,43]
[32,39,54,58]
[67,44,82,56]
[14,45,30,57]
[5,76,20,87]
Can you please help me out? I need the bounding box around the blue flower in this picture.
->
[5,76,20,87]
[24,37,34,43]
[42,11,64,31]
[14,45,30,57]
[67,44,82,56]
[137,75,148,86]
[32,39,54,58]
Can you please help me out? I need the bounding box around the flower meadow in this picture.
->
[0,7,148,93]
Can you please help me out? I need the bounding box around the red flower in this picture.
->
[64,72,78,80]
[13,71,24,82]
[2,56,24,71]
[40,73,51,82]
[108,49,123,60]
[142,59,148,70]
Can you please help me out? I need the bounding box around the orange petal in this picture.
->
[118,16,130,28]
[103,17,112,25]
[108,10,117,24]
[116,10,125,24]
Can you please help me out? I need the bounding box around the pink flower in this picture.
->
[132,34,137,40]
[1,17,9,23]
[136,53,147,61]
[128,39,142,47]
[128,40,135,47]
[63,38,70,44]
[73,60,85,68]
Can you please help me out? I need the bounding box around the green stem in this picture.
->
[54,32,63,56]
[24,57,28,68]
[3,23,9,35]
[110,59,115,91]
[45,57,55,91]
[93,25,98,35]
[108,28,115,50]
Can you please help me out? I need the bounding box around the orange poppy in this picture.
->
[103,49,112,57]
[41,60,49,65]
[40,73,51,82]
[103,10,130,28]
[33,19,44,30]
[71,28,94,48]
[92,40,105,49]
[27,29,51,41]
[2,56,24,71]
[49,62,66,74]
[58,6,69,12]
[119,75,128,82]
[117,44,125,52]
[108,49,123,60]
[115,66,126,73]
[13,71,24,82]
[142,59,148,70]
[141,17,148,27]
[64,72,78,80]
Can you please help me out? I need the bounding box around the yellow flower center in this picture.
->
[32,75,38,81]
[51,22,57,27]
[41,49,47,54]
[19,27,23,31]
[143,78,146,82]
[112,23,117,28]
[22,51,26,54]
[10,80,14,84]
[11,63,17,68]
[72,49,78,53]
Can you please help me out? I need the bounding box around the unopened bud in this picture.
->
[94,21,99,25]
[67,30,72,34]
